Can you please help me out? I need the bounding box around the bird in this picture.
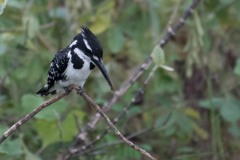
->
[36,27,114,96]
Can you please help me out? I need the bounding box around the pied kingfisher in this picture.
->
[36,27,114,96]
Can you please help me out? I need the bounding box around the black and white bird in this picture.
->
[36,27,114,96]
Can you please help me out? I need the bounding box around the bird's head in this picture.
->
[70,27,114,90]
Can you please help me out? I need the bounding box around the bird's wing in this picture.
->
[47,47,70,86]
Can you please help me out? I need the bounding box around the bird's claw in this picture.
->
[76,87,84,95]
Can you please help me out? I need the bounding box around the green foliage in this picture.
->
[0,0,240,160]
[200,97,240,138]
[0,138,23,156]
[21,94,43,115]
[200,97,240,123]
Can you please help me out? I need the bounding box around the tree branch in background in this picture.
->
[0,91,70,144]
[69,0,202,156]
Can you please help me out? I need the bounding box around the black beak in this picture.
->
[92,58,114,90]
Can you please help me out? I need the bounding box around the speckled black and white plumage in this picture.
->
[36,27,114,96]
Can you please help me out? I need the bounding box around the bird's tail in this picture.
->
[36,84,52,96]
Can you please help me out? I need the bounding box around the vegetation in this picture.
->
[0,0,240,160]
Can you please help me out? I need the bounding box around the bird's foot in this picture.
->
[76,87,84,95]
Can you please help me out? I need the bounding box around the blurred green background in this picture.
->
[0,0,240,160]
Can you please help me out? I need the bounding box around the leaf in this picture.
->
[90,14,111,34]
[107,26,125,53]
[151,45,165,66]
[34,120,59,147]
[0,138,23,155]
[234,58,240,76]
[21,94,44,115]
[0,0,8,15]
[60,110,83,141]
[23,16,40,38]
[21,94,68,121]
[200,97,240,123]
[34,110,83,147]
[159,65,174,71]
[150,45,174,71]
[199,97,224,109]
[35,99,68,120]
[220,99,240,123]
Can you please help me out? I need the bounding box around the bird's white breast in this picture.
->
[58,50,92,88]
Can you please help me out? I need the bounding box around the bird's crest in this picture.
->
[71,27,103,59]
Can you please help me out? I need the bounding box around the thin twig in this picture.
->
[73,89,157,160]
[0,91,70,144]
